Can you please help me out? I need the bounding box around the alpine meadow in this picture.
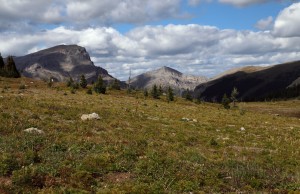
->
[0,76,299,193]
[1,0,300,193]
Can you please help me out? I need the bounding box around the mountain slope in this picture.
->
[211,66,271,81]
[13,45,116,83]
[194,61,300,101]
[129,66,207,94]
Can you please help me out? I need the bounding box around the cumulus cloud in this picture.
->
[0,0,184,32]
[188,0,213,6]
[255,16,273,30]
[273,2,300,37]
[188,0,202,6]
[1,23,300,80]
[0,0,64,23]
[1,1,300,80]
[219,0,269,7]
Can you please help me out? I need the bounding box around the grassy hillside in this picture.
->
[0,77,300,193]
[195,60,300,102]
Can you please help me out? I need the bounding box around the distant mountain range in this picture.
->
[195,61,300,101]
[9,44,300,101]
[13,45,116,83]
[129,66,208,94]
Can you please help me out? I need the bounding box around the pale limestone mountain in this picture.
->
[13,45,116,83]
[129,66,208,94]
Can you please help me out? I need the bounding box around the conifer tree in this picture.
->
[0,53,4,69]
[167,86,174,102]
[158,85,163,95]
[80,74,87,88]
[66,77,74,87]
[0,53,4,76]
[231,87,239,107]
[143,89,148,97]
[222,94,230,109]
[111,79,121,90]
[151,84,160,99]
[185,89,193,101]
[94,76,106,94]
[6,56,20,78]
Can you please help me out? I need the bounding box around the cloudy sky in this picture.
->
[0,0,300,80]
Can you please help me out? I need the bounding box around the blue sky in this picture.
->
[114,1,289,32]
[0,0,300,80]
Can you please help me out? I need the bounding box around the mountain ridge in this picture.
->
[13,45,116,83]
[129,66,208,94]
[194,60,300,101]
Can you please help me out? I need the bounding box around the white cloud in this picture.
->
[1,1,300,80]
[188,0,212,6]
[1,24,300,80]
[273,2,300,37]
[255,16,273,30]
[0,0,63,23]
[219,0,269,7]
[188,0,202,6]
[65,0,183,24]
[0,0,184,32]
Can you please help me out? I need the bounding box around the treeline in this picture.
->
[65,74,121,95]
[0,54,20,78]
[263,84,300,101]
[142,84,195,102]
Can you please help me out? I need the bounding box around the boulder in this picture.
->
[81,113,101,121]
[24,128,44,134]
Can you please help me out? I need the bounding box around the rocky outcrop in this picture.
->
[129,66,207,94]
[81,113,101,121]
[13,45,116,83]
[288,77,300,88]
[24,128,44,134]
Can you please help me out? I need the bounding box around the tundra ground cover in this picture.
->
[0,77,299,193]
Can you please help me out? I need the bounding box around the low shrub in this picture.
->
[0,153,20,176]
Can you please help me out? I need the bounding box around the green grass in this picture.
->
[0,77,300,193]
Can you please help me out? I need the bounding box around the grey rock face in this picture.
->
[129,66,208,94]
[288,77,300,88]
[13,45,115,83]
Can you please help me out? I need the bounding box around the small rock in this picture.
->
[81,113,101,121]
[240,127,246,131]
[181,118,190,122]
[24,128,44,134]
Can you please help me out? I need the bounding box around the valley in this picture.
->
[0,77,299,193]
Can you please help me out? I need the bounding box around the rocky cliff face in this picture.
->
[129,66,208,94]
[13,45,116,83]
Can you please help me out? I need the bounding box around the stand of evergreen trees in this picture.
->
[263,85,300,101]
[0,54,20,78]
